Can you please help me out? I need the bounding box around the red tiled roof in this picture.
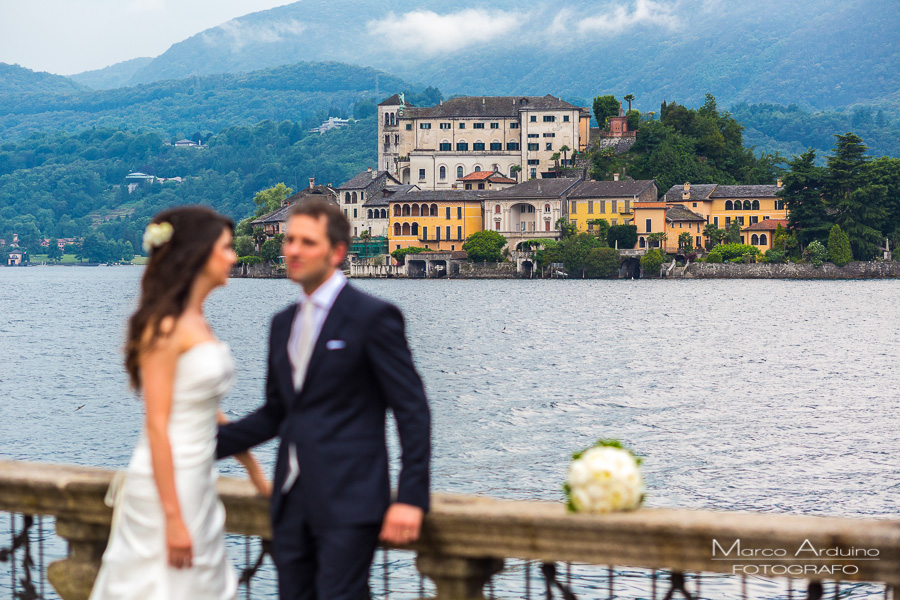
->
[459,171,516,183]
[743,218,788,231]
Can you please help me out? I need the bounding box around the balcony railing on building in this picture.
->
[2,460,899,600]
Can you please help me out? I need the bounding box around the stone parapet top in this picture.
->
[2,460,900,584]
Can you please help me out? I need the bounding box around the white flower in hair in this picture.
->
[142,222,174,253]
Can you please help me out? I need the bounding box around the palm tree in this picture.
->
[624,94,635,112]
[703,223,718,249]
[559,145,571,171]
[360,229,371,262]
[551,152,561,175]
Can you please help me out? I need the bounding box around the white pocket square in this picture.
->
[326,340,346,350]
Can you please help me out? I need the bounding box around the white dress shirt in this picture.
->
[287,269,347,392]
[283,269,346,493]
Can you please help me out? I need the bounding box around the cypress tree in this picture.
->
[827,224,853,266]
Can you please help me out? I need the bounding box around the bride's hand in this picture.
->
[252,475,272,498]
[166,518,193,569]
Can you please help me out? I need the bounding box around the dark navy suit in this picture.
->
[217,284,431,599]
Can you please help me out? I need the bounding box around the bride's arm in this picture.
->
[217,411,271,497]
[142,324,192,569]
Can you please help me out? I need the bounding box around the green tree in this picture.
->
[81,232,107,263]
[584,247,620,278]
[827,224,853,266]
[586,219,610,244]
[551,152,561,174]
[607,224,638,249]
[260,238,281,263]
[677,231,693,252]
[559,145,571,170]
[626,109,641,131]
[623,94,635,112]
[47,239,62,262]
[555,217,577,239]
[391,246,430,265]
[120,241,135,262]
[253,183,293,217]
[234,235,255,257]
[462,230,507,262]
[702,223,719,249]
[252,227,268,251]
[560,233,603,276]
[781,149,831,246]
[834,185,887,260]
[805,240,828,267]
[647,231,667,249]
[592,95,620,129]
[640,248,666,276]
[725,221,742,244]
[824,133,870,206]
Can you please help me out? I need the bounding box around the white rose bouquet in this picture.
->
[563,440,645,513]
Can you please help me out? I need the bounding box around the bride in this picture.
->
[91,207,270,599]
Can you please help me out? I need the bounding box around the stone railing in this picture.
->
[2,460,899,599]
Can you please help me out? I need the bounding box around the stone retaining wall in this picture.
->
[457,262,518,278]
[230,263,284,278]
[684,261,900,279]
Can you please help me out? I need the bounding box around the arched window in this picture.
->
[743,200,752,211]
[393,205,401,217]
[393,223,401,235]
[352,192,358,204]
[439,166,446,180]
[725,200,733,211]
[367,209,373,219]
[639,237,646,248]
[390,113,396,126]
[345,192,351,204]
[384,113,390,126]
[381,209,387,219]
[430,204,438,216]
[544,204,551,213]
[751,234,759,245]
[412,204,420,217]
[474,166,482,172]
[760,234,768,245]
[411,223,419,235]
[752,200,760,210]
[457,166,464,179]
[495,204,501,214]
[401,223,411,236]
[402,205,411,216]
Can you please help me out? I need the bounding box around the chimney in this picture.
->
[451,184,458,190]
[613,173,620,181]
[372,169,378,180]
[482,98,485,105]
[682,182,690,200]
[308,177,315,189]
[776,178,783,188]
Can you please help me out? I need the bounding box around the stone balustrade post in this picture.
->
[47,517,110,600]
[416,553,503,600]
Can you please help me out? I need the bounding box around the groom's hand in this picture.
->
[379,503,424,545]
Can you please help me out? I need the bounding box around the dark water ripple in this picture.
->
[1,269,898,598]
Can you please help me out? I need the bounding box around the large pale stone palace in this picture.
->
[378,94,591,189]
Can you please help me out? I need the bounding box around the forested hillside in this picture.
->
[0,63,84,94]
[732,103,900,160]
[0,62,409,141]
[0,118,377,256]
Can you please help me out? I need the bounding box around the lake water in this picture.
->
[1,267,898,598]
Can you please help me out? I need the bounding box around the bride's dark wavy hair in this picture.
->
[125,206,234,389]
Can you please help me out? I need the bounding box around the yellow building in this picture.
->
[661,182,787,246]
[388,190,485,253]
[566,179,658,232]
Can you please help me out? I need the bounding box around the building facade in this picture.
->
[337,169,402,238]
[483,178,582,249]
[566,179,658,232]
[250,182,338,238]
[378,95,591,190]
[388,190,486,253]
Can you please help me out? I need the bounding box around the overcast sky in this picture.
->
[0,0,292,75]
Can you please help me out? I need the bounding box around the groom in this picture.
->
[217,199,431,600]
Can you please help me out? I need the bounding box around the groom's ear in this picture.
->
[332,241,349,266]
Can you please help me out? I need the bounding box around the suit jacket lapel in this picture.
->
[276,304,298,407]
[299,285,351,397]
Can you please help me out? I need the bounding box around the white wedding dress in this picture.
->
[91,341,238,600]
